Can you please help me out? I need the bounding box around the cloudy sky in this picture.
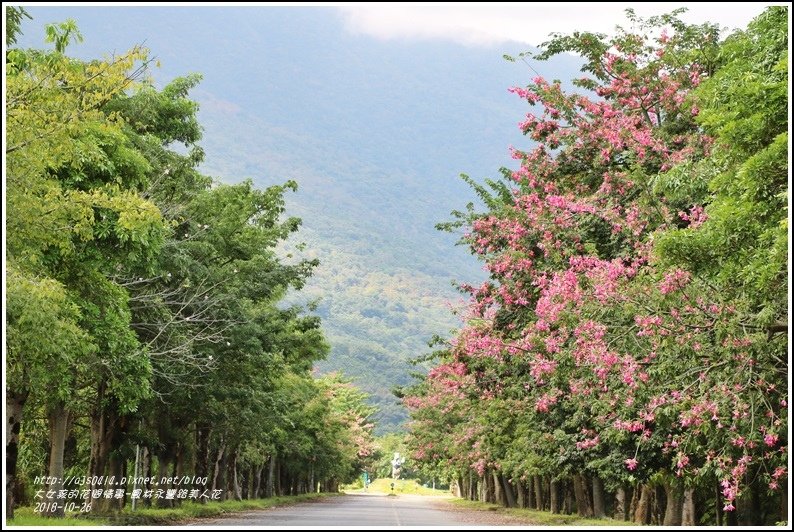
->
[337,3,774,46]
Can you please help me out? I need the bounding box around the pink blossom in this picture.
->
[535,393,558,413]
[678,205,708,228]
[764,433,779,447]
[658,269,691,294]
[576,435,600,450]
[624,458,638,471]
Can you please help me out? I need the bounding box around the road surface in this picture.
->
[193,493,503,527]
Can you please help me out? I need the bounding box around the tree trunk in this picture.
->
[6,390,28,519]
[540,476,551,511]
[232,451,243,501]
[121,457,128,509]
[195,426,210,493]
[107,454,124,511]
[516,481,526,508]
[138,447,151,508]
[500,473,518,507]
[175,443,186,491]
[682,487,696,526]
[259,464,267,497]
[563,480,574,514]
[212,442,226,498]
[106,453,124,511]
[87,384,118,512]
[573,474,594,517]
[615,486,631,522]
[253,464,263,499]
[88,387,109,480]
[592,476,606,518]
[492,471,506,506]
[654,484,665,525]
[227,449,242,501]
[663,481,683,525]
[483,471,496,503]
[550,479,561,514]
[42,401,70,517]
[266,455,275,498]
[275,457,283,496]
[634,484,654,524]
[157,453,172,508]
[533,475,544,510]
[738,480,761,526]
[527,478,536,509]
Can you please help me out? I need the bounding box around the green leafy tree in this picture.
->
[6,19,163,516]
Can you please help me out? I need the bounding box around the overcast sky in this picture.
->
[337,3,775,46]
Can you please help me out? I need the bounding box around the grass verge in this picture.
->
[5,507,106,527]
[447,498,636,526]
[344,478,450,496]
[6,492,339,527]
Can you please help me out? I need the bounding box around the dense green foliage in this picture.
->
[5,14,373,520]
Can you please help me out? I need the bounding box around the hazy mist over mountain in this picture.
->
[19,6,582,431]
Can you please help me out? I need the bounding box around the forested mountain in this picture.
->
[18,7,581,431]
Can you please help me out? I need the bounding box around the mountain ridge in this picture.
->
[19,6,582,431]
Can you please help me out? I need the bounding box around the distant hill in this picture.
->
[19,7,581,432]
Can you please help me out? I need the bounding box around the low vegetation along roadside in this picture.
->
[345,478,449,496]
[7,493,338,527]
[447,499,634,527]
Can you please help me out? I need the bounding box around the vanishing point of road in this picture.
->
[193,493,520,527]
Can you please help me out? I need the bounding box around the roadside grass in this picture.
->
[345,477,450,496]
[6,507,108,526]
[448,498,636,526]
[7,492,339,527]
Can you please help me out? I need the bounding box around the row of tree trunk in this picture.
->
[24,397,330,517]
[452,469,786,526]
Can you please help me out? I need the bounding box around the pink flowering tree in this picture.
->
[406,7,787,526]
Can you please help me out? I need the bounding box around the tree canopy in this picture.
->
[405,7,788,526]
[5,12,373,518]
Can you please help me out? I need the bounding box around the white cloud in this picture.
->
[338,3,774,47]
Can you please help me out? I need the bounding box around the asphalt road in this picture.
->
[193,493,482,527]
